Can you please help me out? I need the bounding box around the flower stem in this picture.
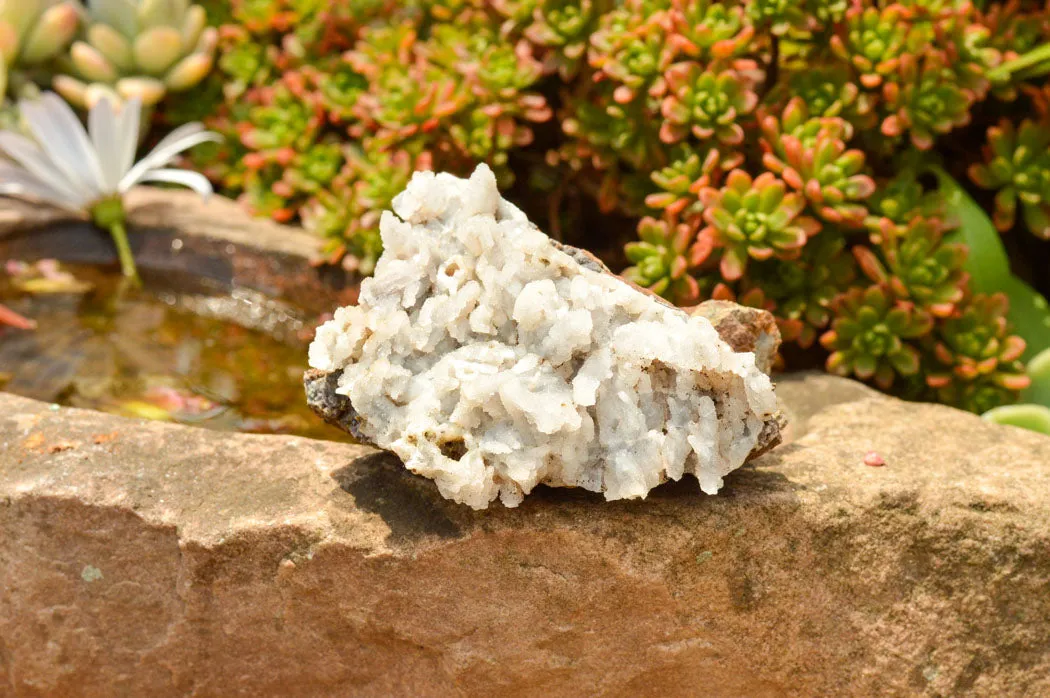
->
[91,196,139,286]
[108,219,140,285]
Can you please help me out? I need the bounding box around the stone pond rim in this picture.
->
[4,375,1050,696]
[1,191,1050,695]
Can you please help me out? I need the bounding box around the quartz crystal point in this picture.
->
[307,165,782,509]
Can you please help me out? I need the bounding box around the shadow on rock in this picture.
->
[527,461,794,508]
[332,451,463,542]
[332,447,796,536]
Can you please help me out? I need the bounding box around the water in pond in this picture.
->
[0,263,351,441]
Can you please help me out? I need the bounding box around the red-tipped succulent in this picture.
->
[659,63,758,145]
[623,215,710,305]
[698,169,820,281]
[854,216,969,317]
[926,293,1030,393]
[761,99,876,227]
[821,285,934,390]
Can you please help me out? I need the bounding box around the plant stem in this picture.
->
[988,43,1050,83]
[764,36,780,97]
[90,196,138,285]
[1013,61,1050,82]
[108,220,140,285]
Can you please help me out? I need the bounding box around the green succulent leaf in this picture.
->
[1023,347,1050,408]
[933,166,1050,359]
[982,404,1050,436]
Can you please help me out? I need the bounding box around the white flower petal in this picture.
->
[150,122,207,153]
[0,163,80,210]
[119,130,221,191]
[116,97,141,180]
[0,133,89,206]
[89,97,123,191]
[134,168,214,198]
[20,93,107,199]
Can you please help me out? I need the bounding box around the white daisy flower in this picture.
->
[0,91,220,281]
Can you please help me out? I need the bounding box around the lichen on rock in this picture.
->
[308,164,781,509]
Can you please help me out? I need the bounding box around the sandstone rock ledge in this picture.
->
[2,374,1049,697]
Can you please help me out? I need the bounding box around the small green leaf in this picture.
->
[931,166,1011,290]
[1000,276,1050,361]
[1023,348,1050,408]
[982,404,1050,436]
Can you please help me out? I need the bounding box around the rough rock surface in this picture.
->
[2,374,1050,696]
[308,165,780,508]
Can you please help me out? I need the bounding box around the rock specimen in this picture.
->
[307,165,781,509]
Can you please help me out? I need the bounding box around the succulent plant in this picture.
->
[761,99,875,226]
[520,0,602,80]
[940,376,1027,414]
[209,26,269,98]
[279,139,344,195]
[698,169,820,281]
[623,214,708,304]
[644,143,741,218]
[926,293,1030,397]
[830,4,911,89]
[560,82,664,177]
[304,144,423,274]
[469,37,548,116]
[447,109,521,177]
[55,0,217,108]
[776,65,874,127]
[981,0,1047,101]
[144,0,1050,414]
[238,163,295,221]
[746,235,858,348]
[968,118,1050,238]
[939,16,1001,101]
[880,51,974,150]
[746,0,806,36]
[867,169,950,230]
[309,59,366,123]
[854,216,969,317]
[240,84,322,152]
[803,0,848,29]
[436,30,551,178]
[588,1,674,104]
[821,285,934,389]
[981,0,1047,62]
[760,97,852,148]
[353,63,462,147]
[0,0,79,97]
[659,63,757,145]
[668,0,754,61]
[896,0,965,20]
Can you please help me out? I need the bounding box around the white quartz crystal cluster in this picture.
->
[309,165,779,509]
